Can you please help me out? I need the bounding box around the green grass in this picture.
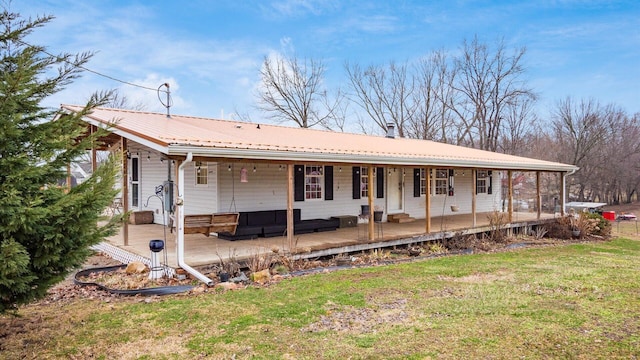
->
[3,238,640,359]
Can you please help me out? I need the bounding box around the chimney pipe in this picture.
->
[386,123,395,138]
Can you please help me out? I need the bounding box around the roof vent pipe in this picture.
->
[386,123,395,138]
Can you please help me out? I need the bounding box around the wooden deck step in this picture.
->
[387,213,416,223]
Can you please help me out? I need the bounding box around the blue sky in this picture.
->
[11,0,640,124]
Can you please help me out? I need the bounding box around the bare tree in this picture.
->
[410,51,455,141]
[594,108,640,203]
[450,36,536,151]
[345,61,417,137]
[257,55,339,128]
[548,98,637,202]
[102,90,146,111]
[499,97,536,156]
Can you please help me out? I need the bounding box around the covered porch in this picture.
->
[103,210,556,268]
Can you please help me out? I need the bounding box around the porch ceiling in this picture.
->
[62,104,578,173]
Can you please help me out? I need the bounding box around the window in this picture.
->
[420,169,427,195]
[305,165,323,200]
[195,161,208,185]
[360,166,370,198]
[476,170,488,194]
[434,168,448,195]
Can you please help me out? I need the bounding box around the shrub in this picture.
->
[582,212,611,237]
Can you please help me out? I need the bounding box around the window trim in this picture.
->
[476,170,488,194]
[304,165,324,201]
[195,161,208,186]
[360,166,370,198]
[433,168,448,195]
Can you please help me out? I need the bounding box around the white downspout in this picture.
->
[176,152,214,286]
[563,168,578,215]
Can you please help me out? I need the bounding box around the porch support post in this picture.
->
[536,171,541,219]
[471,169,477,227]
[560,171,566,216]
[368,166,374,241]
[425,167,431,233]
[507,170,513,223]
[121,137,129,246]
[286,164,294,251]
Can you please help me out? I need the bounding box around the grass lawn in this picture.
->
[2,237,640,359]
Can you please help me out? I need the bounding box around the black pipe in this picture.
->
[74,265,194,296]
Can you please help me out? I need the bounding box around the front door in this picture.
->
[129,155,141,210]
[387,168,404,214]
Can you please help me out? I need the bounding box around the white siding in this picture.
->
[217,164,385,221]
[183,161,218,215]
[217,163,288,213]
[127,144,174,224]
[216,164,504,221]
[125,144,221,223]
[404,169,502,219]
[126,151,505,225]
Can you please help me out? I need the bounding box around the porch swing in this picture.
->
[175,163,240,237]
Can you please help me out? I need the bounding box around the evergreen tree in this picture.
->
[0,9,121,313]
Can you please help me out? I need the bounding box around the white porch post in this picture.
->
[472,169,477,228]
[560,171,566,216]
[368,166,375,241]
[425,167,431,233]
[507,170,513,223]
[536,171,541,219]
[121,136,129,246]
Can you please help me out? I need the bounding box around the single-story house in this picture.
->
[62,104,578,284]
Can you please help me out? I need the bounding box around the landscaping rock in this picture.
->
[251,269,271,284]
[125,261,148,274]
[215,282,242,291]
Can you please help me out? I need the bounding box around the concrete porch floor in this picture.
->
[104,211,556,268]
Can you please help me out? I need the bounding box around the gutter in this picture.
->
[167,145,579,173]
[176,152,214,286]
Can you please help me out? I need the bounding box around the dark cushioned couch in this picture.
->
[217,209,339,241]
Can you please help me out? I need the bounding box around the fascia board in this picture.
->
[85,118,169,155]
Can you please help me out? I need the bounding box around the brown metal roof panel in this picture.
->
[62,105,577,171]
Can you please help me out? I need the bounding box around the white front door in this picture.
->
[129,155,141,210]
[387,168,404,214]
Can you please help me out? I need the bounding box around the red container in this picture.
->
[602,211,615,221]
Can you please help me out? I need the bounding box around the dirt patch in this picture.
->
[302,298,410,334]
[439,269,515,284]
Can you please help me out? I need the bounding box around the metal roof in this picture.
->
[63,104,578,172]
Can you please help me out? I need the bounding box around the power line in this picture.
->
[17,39,168,93]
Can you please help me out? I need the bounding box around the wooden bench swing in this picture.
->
[171,212,239,237]
[172,166,242,237]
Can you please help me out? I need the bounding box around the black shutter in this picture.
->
[294,165,305,202]
[448,169,455,196]
[324,166,333,200]
[413,168,421,197]
[376,167,384,198]
[352,166,361,199]
[487,170,493,194]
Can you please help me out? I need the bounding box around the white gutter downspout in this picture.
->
[176,152,214,286]
[563,168,578,215]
